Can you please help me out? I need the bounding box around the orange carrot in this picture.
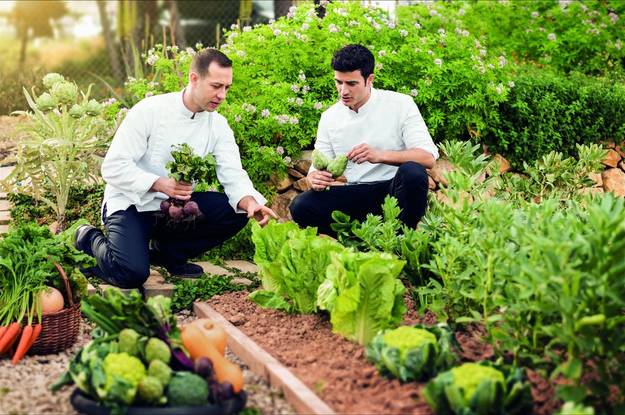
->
[0,323,21,354]
[25,324,42,351]
[11,325,33,365]
[0,326,7,341]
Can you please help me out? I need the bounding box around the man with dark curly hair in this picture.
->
[290,44,439,235]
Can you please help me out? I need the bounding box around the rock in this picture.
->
[602,168,625,197]
[270,189,299,219]
[294,158,312,175]
[602,149,621,168]
[493,154,511,174]
[428,175,436,190]
[287,168,304,179]
[293,177,310,192]
[615,143,625,159]
[619,160,625,172]
[270,174,294,193]
[589,172,603,187]
[579,187,604,197]
[604,140,617,149]
[428,159,454,186]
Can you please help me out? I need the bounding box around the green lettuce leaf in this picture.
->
[317,251,406,345]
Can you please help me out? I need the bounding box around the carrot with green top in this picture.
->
[0,322,21,354]
[12,324,34,364]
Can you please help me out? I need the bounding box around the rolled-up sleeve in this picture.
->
[212,124,267,212]
[101,103,160,196]
[401,98,439,159]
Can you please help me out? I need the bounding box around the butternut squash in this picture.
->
[186,318,227,355]
[181,323,244,393]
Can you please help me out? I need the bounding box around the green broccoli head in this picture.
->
[148,360,172,387]
[145,338,171,364]
[312,149,330,170]
[166,372,209,407]
[101,352,146,405]
[118,329,140,356]
[137,376,166,405]
[327,155,348,177]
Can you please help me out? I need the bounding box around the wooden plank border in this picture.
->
[194,302,335,415]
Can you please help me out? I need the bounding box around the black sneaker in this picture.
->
[164,262,205,279]
[74,224,97,256]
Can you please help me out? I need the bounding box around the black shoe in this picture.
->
[74,224,97,256]
[164,262,205,278]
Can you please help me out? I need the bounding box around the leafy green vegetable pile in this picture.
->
[160,143,217,222]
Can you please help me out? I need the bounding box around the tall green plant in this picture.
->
[2,73,113,229]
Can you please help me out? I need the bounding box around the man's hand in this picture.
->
[307,170,335,191]
[238,196,278,226]
[347,143,383,164]
[151,177,193,200]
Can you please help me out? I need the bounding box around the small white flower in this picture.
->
[480,49,487,57]
[291,84,300,93]
[170,45,179,53]
[615,39,622,50]
[146,54,157,66]
[243,103,257,113]
[434,58,442,66]
[261,109,270,118]
[275,115,288,124]
[387,21,396,29]
[335,8,347,17]
[276,146,285,155]
[287,5,297,18]
[498,55,507,68]
[314,102,323,110]
[462,29,470,37]
[508,81,515,88]
[487,63,494,69]
[298,71,306,81]
[145,91,154,97]
[186,47,196,55]
[195,42,203,50]
[302,85,310,93]
[475,40,482,48]
[289,117,299,125]
[531,11,539,18]
[344,32,351,38]
[438,28,446,35]
[234,115,241,122]
[400,29,408,37]
[283,156,292,164]
[372,22,381,31]
[378,50,387,57]
[495,84,504,94]
[230,23,239,30]
[427,49,434,55]
[237,50,246,57]
[295,97,304,106]
[328,24,339,33]
[243,26,252,32]
[301,23,310,31]
[349,20,359,27]
[376,62,383,70]
[287,97,295,104]
[273,29,282,36]
[410,89,418,97]
[414,22,421,29]
[458,8,465,16]
[430,9,438,17]
[547,33,556,41]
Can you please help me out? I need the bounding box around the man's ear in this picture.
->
[189,71,199,85]
[366,73,374,86]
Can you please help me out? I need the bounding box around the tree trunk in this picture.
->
[18,25,29,72]
[96,0,123,82]
[274,0,292,19]
[169,0,186,48]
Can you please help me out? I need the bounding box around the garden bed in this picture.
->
[205,291,561,415]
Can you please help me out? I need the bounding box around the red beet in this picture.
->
[183,201,200,217]
[160,199,171,213]
[168,205,183,220]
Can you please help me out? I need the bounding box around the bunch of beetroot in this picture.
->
[160,143,217,222]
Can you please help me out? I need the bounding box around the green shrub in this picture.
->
[485,68,625,167]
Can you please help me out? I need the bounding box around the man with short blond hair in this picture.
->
[75,49,276,288]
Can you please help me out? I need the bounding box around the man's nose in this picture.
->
[339,84,348,95]
[217,87,227,100]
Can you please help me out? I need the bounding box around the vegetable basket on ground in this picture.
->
[53,289,247,415]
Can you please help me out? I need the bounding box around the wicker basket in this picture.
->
[27,262,81,355]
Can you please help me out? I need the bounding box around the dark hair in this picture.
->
[331,44,375,81]
[191,49,232,78]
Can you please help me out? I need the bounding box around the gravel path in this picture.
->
[0,311,294,415]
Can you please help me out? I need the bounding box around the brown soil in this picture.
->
[208,291,566,414]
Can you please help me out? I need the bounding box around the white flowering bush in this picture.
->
[2,73,113,229]
[107,1,625,190]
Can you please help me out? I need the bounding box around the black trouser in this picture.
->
[289,161,429,235]
[82,192,247,288]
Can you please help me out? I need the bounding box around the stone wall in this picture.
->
[269,144,625,219]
